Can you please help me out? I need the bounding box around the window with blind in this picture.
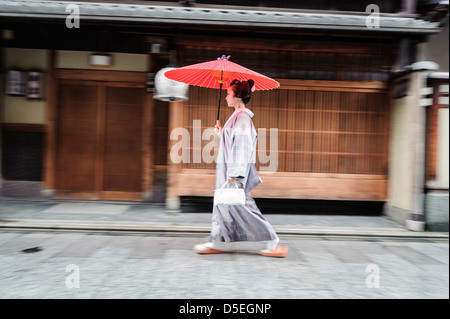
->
[181,46,393,82]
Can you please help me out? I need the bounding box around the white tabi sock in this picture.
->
[266,237,279,250]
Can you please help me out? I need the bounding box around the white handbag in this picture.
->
[214,182,246,206]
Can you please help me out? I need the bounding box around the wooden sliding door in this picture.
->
[103,86,144,196]
[55,83,98,193]
[55,81,146,200]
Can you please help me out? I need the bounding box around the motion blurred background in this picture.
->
[0,0,448,231]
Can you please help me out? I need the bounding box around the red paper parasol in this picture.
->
[165,55,279,123]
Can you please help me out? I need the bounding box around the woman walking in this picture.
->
[194,79,288,257]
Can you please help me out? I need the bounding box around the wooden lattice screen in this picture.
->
[182,84,390,176]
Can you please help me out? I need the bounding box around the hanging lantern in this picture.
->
[153,67,189,102]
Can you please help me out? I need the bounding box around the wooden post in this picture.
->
[166,100,184,211]
[142,52,162,201]
[42,50,57,197]
[95,85,106,195]
[142,93,155,199]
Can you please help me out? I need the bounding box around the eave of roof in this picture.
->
[0,0,442,34]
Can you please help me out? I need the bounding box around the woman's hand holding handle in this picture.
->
[214,120,222,135]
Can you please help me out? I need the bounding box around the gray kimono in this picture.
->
[210,108,278,243]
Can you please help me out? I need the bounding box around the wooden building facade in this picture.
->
[0,1,447,225]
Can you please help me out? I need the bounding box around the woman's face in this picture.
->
[226,87,238,107]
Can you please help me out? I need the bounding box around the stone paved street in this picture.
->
[0,230,448,299]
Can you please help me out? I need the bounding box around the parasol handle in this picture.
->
[216,82,223,122]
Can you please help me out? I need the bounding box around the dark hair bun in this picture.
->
[230,79,255,104]
[247,79,255,90]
